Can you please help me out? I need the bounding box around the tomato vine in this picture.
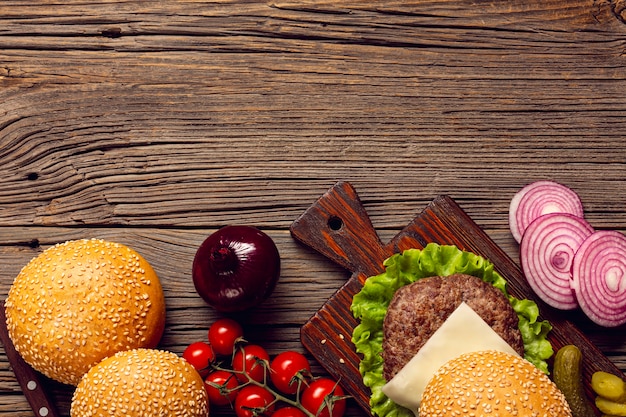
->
[182,319,349,417]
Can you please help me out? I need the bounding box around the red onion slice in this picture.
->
[509,180,585,243]
[520,213,594,310]
[571,230,626,327]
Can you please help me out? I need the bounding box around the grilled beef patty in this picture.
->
[382,273,524,381]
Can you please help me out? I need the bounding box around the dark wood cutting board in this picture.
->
[291,181,619,416]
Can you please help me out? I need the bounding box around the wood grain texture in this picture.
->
[1,0,626,416]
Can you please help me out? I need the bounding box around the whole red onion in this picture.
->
[192,226,280,312]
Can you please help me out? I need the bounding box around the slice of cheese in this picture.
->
[381,301,520,416]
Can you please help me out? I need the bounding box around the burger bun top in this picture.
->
[5,239,166,385]
[70,348,208,417]
[419,350,572,417]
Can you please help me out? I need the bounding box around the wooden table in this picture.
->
[1,1,625,416]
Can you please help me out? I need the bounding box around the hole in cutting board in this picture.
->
[327,216,343,231]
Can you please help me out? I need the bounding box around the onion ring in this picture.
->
[571,230,626,327]
[520,213,594,310]
[509,180,584,243]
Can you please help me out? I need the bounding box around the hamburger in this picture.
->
[4,239,166,385]
[419,350,572,416]
[351,243,554,417]
[382,273,524,381]
[70,348,209,417]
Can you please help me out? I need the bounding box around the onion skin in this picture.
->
[192,226,281,312]
[509,180,584,243]
[520,213,594,310]
[571,230,626,327]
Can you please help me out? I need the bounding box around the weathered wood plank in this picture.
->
[0,0,624,37]
[0,227,351,319]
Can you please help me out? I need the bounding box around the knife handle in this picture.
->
[0,302,59,417]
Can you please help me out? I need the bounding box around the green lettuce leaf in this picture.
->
[350,243,553,417]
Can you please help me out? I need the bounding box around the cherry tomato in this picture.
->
[182,341,215,377]
[271,406,307,417]
[205,370,240,406]
[270,351,311,395]
[233,344,270,383]
[208,318,244,356]
[301,378,346,417]
[234,385,275,417]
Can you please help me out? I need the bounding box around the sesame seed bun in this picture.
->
[419,350,572,417]
[70,348,209,417]
[4,239,166,385]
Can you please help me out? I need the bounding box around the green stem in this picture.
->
[211,361,318,417]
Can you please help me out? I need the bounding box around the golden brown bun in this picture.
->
[5,239,166,385]
[419,350,572,417]
[70,348,208,417]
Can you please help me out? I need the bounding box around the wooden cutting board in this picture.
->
[291,181,618,416]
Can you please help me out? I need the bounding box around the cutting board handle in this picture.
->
[290,181,389,277]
